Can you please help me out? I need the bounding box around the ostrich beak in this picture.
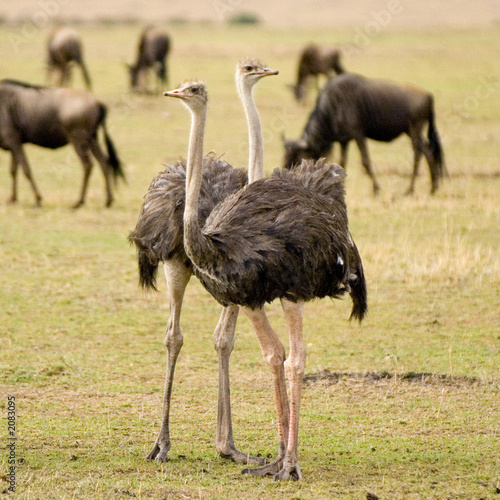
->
[260,68,279,78]
[164,89,185,99]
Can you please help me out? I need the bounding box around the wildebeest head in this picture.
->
[287,83,307,103]
[127,63,140,91]
[282,137,312,169]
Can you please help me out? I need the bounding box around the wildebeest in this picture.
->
[47,26,92,90]
[290,44,344,103]
[0,80,124,208]
[128,26,170,93]
[283,73,445,194]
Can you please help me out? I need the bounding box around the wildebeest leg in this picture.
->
[72,142,94,208]
[423,141,440,194]
[136,68,148,94]
[214,305,266,465]
[147,260,191,462]
[339,142,349,169]
[157,59,167,86]
[406,124,426,195]
[78,60,92,90]
[10,147,43,207]
[355,137,380,194]
[419,134,440,194]
[9,154,19,204]
[89,139,114,207]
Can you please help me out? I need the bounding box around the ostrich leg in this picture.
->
[214,305,266,464]
[147,262,263,463]
[274,298,305,481]
[147,260,190,461]
[241,306,290,477]
[242,300,305,480]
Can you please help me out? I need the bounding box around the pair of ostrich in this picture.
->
[130,59,367,480]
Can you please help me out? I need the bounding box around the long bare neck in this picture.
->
[237,81,264,183]
[183,104,207,230]
[182,101,222,275]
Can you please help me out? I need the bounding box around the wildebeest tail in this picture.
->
[98,104,126,183]
[428,97,447,181]
[348,239,367,322]
[158,60,167,82]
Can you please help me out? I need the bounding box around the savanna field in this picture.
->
[0,18,499,500]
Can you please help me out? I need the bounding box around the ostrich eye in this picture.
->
[245,65,253,71]
[191,87,199,94]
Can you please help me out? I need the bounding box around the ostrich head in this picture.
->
[163,81,208,112]
[236,58,279,93]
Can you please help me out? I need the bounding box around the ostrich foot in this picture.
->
[242,458,283,477]
[146,439,170,462]
[218,444,266,465]
[274,462,303,481]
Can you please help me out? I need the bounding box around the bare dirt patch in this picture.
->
[303,369,486,387]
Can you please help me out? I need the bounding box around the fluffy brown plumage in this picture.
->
[186,158,366,318]
[129,156,247,289]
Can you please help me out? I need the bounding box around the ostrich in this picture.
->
[163,80,367,480]
[129,60,279,464]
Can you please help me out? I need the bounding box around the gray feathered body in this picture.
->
[129,156,247,289]
[185,159,367,320]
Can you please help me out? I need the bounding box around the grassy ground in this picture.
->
[0,22,499,499]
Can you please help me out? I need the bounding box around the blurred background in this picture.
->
[1,0,499,26]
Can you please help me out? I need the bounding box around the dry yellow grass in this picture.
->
[0,19,499,500]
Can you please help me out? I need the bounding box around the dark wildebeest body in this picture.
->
[129,26,170,93]
[0,80,124,207]
[284,73,445,194]
[291,44,344,103]
[47,27,92,90]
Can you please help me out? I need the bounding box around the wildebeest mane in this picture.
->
[0,79,44,90]
[301,88,340,157]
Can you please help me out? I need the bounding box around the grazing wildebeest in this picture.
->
[0,80,124,208]
[283,73,445,194]
[290,44,344,103]
[128,26,170,93]
[47,27,92,90]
